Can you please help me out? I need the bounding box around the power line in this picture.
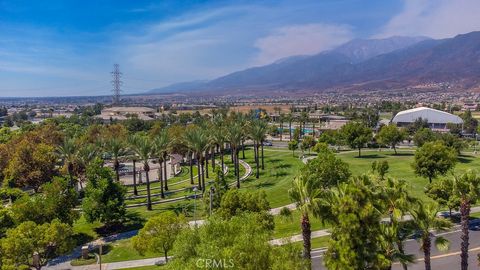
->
[111,64,123,105]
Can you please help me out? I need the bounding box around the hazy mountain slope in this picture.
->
[148,32,480,94]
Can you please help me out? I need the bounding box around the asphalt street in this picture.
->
[312,221,480,270]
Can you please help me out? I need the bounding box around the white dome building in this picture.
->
[391,107,463,131]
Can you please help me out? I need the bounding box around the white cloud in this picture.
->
[377,0,480,38]
[253,23,354,65]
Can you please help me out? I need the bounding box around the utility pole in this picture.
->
[111,64,122,105]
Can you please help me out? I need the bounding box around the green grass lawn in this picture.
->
[273,209,328,238]
[240,148,304,208]
[337,149,480,200]
[102,238,164,263]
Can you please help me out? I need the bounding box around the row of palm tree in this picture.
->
[56,112,271,212]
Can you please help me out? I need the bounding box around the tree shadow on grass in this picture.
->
[386,152,414,157]
[355,154,383,159]
[73,232,95,246]
[95,212,146,236]
[276,163,292,169]
[255,182,274,189]
[458,156,473,164]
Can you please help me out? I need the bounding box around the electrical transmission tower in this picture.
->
[111,64,123,105]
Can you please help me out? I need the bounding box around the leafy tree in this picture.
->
[413,128,436,147]
[288,140,298,157]
[302,152,351,189]
[1,220,74,270]
[322,175,389,269]
[11,177,79,225]
[407,117,429,135]
[217,189,273,231]
[0,206,14,238]
[452,171,480,270]
[377,124,406,154]
[132,211,186,262]
[312,142,332,155]
[461,110,478,134]
[340,121,372,157]
[317,130,339,146]
[371,160,389,180]
[82,159,126,227]
[425,178,460,217]
[169,213,306,270]
[410,202,452,270]
[302,136,316,154]
[412,141,457,183]
[3,140,57,191]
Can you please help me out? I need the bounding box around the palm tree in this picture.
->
[57,138,78,188]
[153,130,169,199]
[279,112,285,141]
[103,137,128,182]
[410,202,452,270]
[288,175,323,270]
[129,134,154,211]
[210,119,226,179]
[453,170,480,270]
[226,122,243,188]
[127,136,140,196]
[382,178,418,270]
[183,127,210,190]
[250,120,267,179]
[77,143,99,190]
[286,112,293,141]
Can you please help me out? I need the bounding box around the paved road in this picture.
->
[312,223,480,270]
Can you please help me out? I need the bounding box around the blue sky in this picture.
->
[0,0,479,97]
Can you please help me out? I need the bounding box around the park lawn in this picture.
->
[337,149,480,201]
[102,238,164,263]
[240,147,304,208]
[288,235,330,250]
[273,209,328,238]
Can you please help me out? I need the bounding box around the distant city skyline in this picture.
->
[1,0,479,97]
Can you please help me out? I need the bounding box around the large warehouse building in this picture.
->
[391,107,463,131]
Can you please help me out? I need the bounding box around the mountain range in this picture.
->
[149,31,480,95]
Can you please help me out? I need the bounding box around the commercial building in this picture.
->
[391,107,463,131]
[97,107,156,122]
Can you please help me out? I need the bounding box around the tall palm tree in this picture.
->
[288,175,323,270]
[57,138,78,188]
[127,135,141,196]
[129,134,154,211]
[286,112,293,141]
[153,130,169,199]
[183,127,210,190]
[382,178,417,270]
[410,202,452,270]
[77,143,99,190]
[453,170,480,270]
[279,112,285,141]
[210,119,226,178]
[250,120,267,179]
[226,122,243,188]
[103,137,128,182]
